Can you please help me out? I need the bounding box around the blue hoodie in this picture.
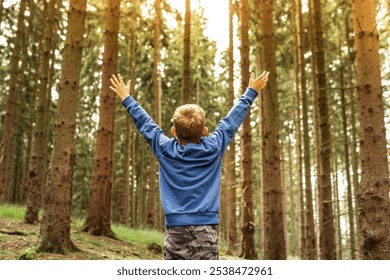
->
[122,87,258,227]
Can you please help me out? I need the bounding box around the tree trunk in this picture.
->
[139,141,147,227]
[10,0,36,204]
[0,0,27,203]
[37,0,87,253]
[350,0,390,260]
[257,81,264,259]
[118,117,131,226]
[258,0,286,260]
[118,0,139,227]
[25,0,57,224]
[128,1,138,228]
[221,156,229,243]
[227,0,237,252]
[310,0,336,260]
[296,0,318,260]
[147,0,161,227]
[83,0,121,237]
[287,131,297,257]
[339,36,356,260]
[346,16,359,259]
[290,0,300,259]
[21,0,41,205]
[157,76,164,229]
[113,100,123,224]
[239,0,256,260]
[304,0,319,260]
[11,77,25,203]
[181,0,190,104]
[333,155,342,259]
[131,131,138,227]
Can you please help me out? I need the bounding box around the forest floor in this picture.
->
[0,216,164,260]
[0,205,238,260]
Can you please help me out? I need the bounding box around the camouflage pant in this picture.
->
[163,225,219,260]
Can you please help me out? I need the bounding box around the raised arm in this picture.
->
[110,74,169,158]
[212,71,269,154]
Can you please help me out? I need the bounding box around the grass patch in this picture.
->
[0,249,19,259]
[69,218,164,247]
[85,238,104,247]
[0,204,26,220]
[113,224,164,246]
[71,217,84,229]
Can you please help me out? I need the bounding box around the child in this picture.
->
[110,71,269,260]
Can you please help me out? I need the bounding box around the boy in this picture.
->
[110,71,269,260]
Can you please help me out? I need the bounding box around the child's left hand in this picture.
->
[110,74,131,101]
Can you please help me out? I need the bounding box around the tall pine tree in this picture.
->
[258,0,286,260]
[25,0,58,224]
[83,0,121,237]
[351,0,390,260]
[239,0,256,260]
[38,0,87,253]
[0,0,27,203]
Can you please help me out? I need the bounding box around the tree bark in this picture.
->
[221,156,229,242]
[10,61,26,203]
[119,1,138,227]
[37,0,87,253]
[83,0,121,237]
[287,131,297,257]
[294,0,307,259]
[339,36,356,260]
[290,0,300,258]
[0,0,27,203]
[139,141,147,227]
[131,132,138,227]
[147,0,161,227]
[227,0,237,252]
[296,0,317,260]
[239,0,256,260]
[310,0,336,260]
[350,0,390,260]
[258,0,286,260]
[21,0,42,205]
[25,0,57,224]
[128,1,138,228]
[332,155,342,259]
[346,16,359,259]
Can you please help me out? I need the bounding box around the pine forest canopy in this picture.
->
[0,0,389,260]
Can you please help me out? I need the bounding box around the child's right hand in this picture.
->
[110,74,131,101]
[248,71,269,93]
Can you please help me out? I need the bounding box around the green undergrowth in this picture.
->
[0,204,164,260]
[70,217,164,246]
[113,224,164,245]
[0,204,28,220]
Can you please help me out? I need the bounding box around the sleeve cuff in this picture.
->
[246,87,259,101]
[122,95,135,108]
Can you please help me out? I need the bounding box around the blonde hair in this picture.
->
[172,104,205,143]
